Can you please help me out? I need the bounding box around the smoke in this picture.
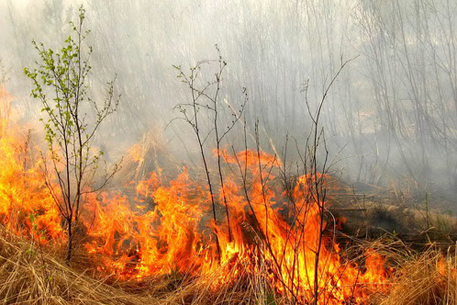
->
[1,0,457,210]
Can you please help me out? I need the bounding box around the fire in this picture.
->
[81,149,390,303]
[0,89,390,304]
[0,87,62,242]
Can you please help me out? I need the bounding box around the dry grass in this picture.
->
[0,227,158,305]
[157,258,278,305]
[3,222,457,305]
[115,128,179,184]
[379,245,457,305]
[0,226,275,305]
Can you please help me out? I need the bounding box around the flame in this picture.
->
[81,149,390,303]
[0,87,63,243]
[0,89,390,304]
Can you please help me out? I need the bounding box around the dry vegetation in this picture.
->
[1,222,457,304]
[0,226,156,305]
[2,5,457,303]
[0,225,276,305]
[380,246,457,305]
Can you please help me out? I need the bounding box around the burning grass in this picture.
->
[380,247,457,305]
[1,225,456,305]
[0,224,380,305]
[0,226,158,305]
[3,86,454,304]
[0,87,393,304]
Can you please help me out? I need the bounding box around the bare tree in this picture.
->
[173,47,246,253]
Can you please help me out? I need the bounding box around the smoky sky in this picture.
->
[1,0,457,210]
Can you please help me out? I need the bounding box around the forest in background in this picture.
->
[2,0,457,208]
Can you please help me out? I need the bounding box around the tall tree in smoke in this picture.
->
[24,5,121,263]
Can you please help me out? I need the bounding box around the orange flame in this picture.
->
[81,149,390,303]
[0,89,390,304]
[0,87,63,243]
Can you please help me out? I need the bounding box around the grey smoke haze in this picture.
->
[1,0,457,209]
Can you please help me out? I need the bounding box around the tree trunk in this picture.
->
[66,219,73,263]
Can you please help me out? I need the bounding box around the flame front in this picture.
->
[0,86,63,243]
[82,149,390,303]
[0,89,389,304]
